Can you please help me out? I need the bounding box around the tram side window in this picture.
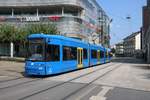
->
[63,46,77,60]
[83,49,88,59]
[46,44,60,61]
[91,50,97,58]
[100,51,104,58]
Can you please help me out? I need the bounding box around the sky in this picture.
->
[97,0,146,46]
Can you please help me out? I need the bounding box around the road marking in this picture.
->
[90,96,106,100]
[97,86,114,96]
[76,85,97,100]
[89,86,114,100]
[0,76,8,78]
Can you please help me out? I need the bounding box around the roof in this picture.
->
[90,44,104,49]
[28,33,105,48]
[0,0,83,8]
[123,31,141,40]
[115,41,124,46]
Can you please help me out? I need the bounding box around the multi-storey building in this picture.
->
[143,0,150,63]
[0,0,110,45]
[123,31,141,57]
[0,0,110,57]
[115,42,124,57]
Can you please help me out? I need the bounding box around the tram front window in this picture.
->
[27,39,45,61]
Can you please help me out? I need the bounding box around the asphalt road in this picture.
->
[0,57,150,100]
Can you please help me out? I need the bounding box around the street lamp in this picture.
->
[126,15,132,33]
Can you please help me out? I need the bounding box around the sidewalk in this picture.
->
[0,56,25,62]
[95,57,150,91]
[0,60,24,79]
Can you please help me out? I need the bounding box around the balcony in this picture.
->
[0,5,82,18]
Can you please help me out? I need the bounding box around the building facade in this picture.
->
[115,42,124,57]
[123,31,142,57]
[142,0,150,63]
[0,0,110,57]
[0,0,110,46]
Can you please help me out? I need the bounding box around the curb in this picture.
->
[0,56,25,62]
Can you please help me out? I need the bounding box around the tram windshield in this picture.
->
[27,38,45,61]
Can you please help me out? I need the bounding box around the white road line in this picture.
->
[89,86,114,100]
[90,96,106,100]
[76,85,98,100]
[97,86,114,96]
[0,76,8,78]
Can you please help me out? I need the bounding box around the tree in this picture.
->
[111,48,116,54]
[0,24,17,43]
[0,24,18,57]
[14,26,29,43]
[0,23,58,57]
[25,23,58,35]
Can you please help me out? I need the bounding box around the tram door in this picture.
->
[77,48,83,69]
[97,50,100,64]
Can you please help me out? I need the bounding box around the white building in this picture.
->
[135,32,141,50]
[123,31,142,57]
[115,41,124,57]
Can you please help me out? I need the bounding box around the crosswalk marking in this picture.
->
[97,86,114,96]
[89,86,114,100]
[90,96,106,100]
[76,85,98,100]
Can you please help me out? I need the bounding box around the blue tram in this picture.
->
[25,34,111,75]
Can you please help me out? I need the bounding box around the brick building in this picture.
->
[142,0,150,63]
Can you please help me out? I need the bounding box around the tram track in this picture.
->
[0,63,112,90]
[19,63,120,100]
[0,75,43,84]
[62,63,122,100]
[0,78,42,90]
[0,77,24,83]
[0,70,25,83]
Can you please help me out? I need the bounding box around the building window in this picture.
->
[14,8,37,15]
[91,50,97,58]
[46,44,60,61]
[63,46,77,60]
